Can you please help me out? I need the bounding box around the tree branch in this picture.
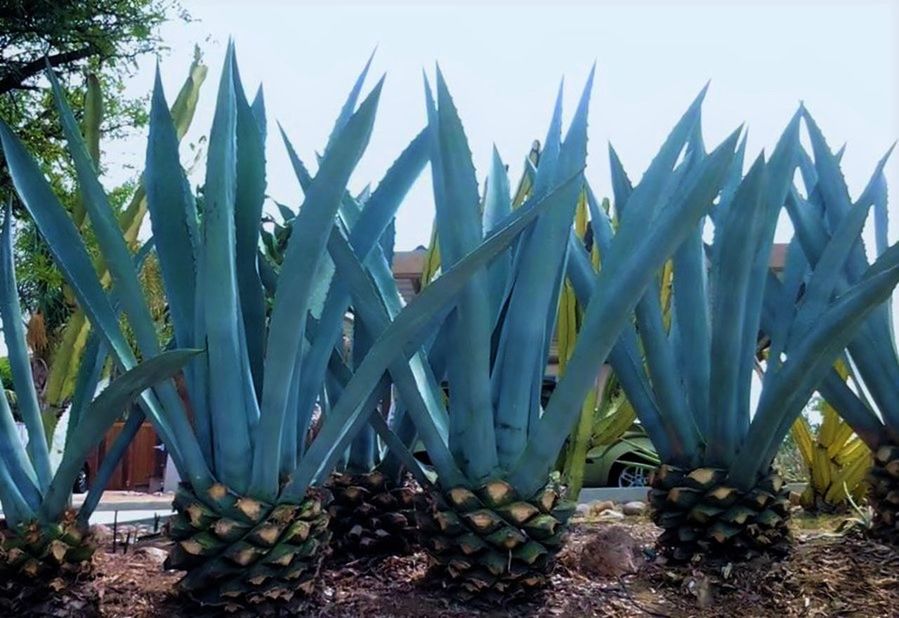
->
[0,46,99,95]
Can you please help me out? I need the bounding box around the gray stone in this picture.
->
[597,509,625,521]
[622,500,647,516]
[136,546,168,563]
[587,500,616,517]
[90,524,113,543]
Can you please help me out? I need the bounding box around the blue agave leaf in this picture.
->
[425,68,497,479]
[733,111,801,438]
[483,146,512,234]
[608,144,632,217]
[325,49,376,156]
[610,141,697,447]
[251,86,267,137]
[484,146,512,325]
[610,85,708,249]
[492,68,593,468]
[281,127,429,459]
[202,45,256,492]
[531,80,564,200]
[0,205,52,489]
[380,217,397,267]
[145,69,210,462]
[46,68,161,359]
[367,411,432,487]
[670,222,710,437]
[0,408,39,523]
[252,76,384,499]
[509,128,739,496]
[330,224,453,464]
[709,131,747,228]
[40,349,200,521]
[788,192,877,348]
[281,171,580,499]
[0,121,210,487]
[232,55,268,398]
[735,262,899,487]
[0,356,41,518]
[803,109,869,282]
[707,155,769,464]
[146,68,198,351]
[565,226,680,462]
[818,370,892,447]
[765,239,809,371]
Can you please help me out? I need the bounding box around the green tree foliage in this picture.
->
[0,0,187,353]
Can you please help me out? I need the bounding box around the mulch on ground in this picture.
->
[24,518,899,617]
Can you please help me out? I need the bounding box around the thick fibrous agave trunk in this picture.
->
[649,465,792,562]
[326,471,418,558]
[870,444,899,542]
[164,483,331,612]
[0,513,94,578]
[0,511,94,609]
[415,479,575,602]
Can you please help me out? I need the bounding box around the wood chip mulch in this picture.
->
[15,520,899,617]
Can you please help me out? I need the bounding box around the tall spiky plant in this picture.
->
[258,78,432,558]
[564,110,899,563]
[43,49,207,414]
[791,393,870,512]
[0,205,196,606]
[0,46,567,610]
[325,67,743,601]
[776,110,899,542]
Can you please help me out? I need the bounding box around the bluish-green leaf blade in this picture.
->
[252,76,384,498]
[41,349,201,520]
[0,205,52,489]
[202,45,256,492]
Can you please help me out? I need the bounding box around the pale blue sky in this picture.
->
[107,0,899,251]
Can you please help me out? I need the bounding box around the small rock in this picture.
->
[587,500,615,517]
[597,509,625,521]
[789,491,802,507]
[135,546,168,563]
[622,500,647,516]
[689,574,714,609]
[90,524,113,543]
[575,503,590,517]
[561,525,640,577]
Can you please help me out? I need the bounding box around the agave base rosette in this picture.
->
[416,479,575,602]
[165,483,331,611]
[0,510,95,612]
[870,444,899,542]
[0,512,94,578]
[649,465,792,562]
[326,471,418,558]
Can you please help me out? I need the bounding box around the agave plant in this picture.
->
[258,75,432,558]
[321,67,743,600]
[0,45,566,609]
[790,392,870,512]
[774,110,899,542]
[564,109,899,563]
[0,204,196,604]
[556,195,667,498]
[42,50,207,414]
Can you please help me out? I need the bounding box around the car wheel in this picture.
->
[611,463,649,488]
[72,468,89,494]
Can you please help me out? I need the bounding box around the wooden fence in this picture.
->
[85,421,164,491]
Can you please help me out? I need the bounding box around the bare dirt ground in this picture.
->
[18,514,899,617]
